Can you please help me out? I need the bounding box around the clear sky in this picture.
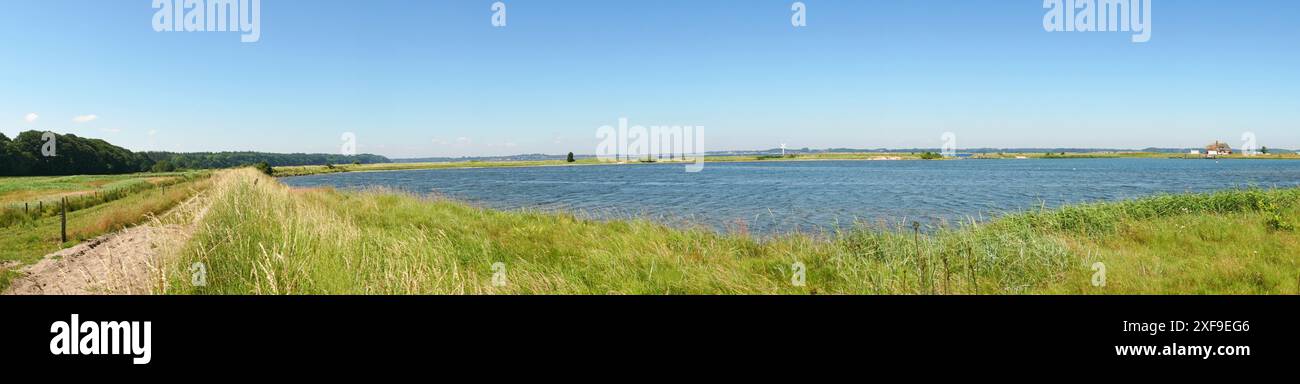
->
[2,0,1297,158]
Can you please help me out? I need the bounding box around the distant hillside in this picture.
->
[0,131,389,176]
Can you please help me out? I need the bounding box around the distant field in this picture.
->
[0,173,189,205]
[0,172,203,228]
[0,172,212,290]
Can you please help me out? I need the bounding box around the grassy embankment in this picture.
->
[161,168,1300,294]
[0,172,213,290]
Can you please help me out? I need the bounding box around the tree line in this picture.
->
[1,131,389,176]
[142,151,389,172]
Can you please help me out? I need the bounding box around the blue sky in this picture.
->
[2,0,1297,158]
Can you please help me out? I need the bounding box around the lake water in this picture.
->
[282,159,1300,235]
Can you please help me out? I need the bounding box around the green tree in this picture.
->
[567,152,576,163]
[0,131,152,176]
[254,161,274,176]
[0,130,400,177]
[151,160,176,173]
[0,133,11,176]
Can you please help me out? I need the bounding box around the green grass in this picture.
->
[0,173,189,204]
[160,169,1300,295]
[0,172,204,228]
[1044,205,1300,293]
[0,175,214,291]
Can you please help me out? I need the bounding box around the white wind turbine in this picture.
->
[780,143,787,156]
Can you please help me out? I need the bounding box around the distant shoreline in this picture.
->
[275,152,1300,178]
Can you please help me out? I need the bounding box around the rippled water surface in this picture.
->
[283,159,1300,235]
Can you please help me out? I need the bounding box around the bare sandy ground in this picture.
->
[4,189,211,295]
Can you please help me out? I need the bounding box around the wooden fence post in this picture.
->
[61,197,67,243]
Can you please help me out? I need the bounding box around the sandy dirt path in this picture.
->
[4,188,212,295]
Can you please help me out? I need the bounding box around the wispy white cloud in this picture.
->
[148,129,158,136]
[24,113,39,123]
[72,114,98,123]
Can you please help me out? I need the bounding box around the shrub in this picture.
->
[253,161,274,176]
[1265,214,1294,231]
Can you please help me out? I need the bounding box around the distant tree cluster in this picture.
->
[0,130,390,176]
[141,151,389,171]
[253,161,274,176]
[0,131,151,176]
